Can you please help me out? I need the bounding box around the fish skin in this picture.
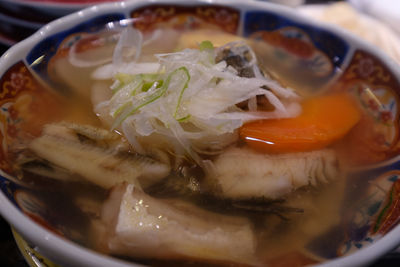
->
[25,123,170,189]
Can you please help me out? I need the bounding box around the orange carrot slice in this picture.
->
[240,92,361,153]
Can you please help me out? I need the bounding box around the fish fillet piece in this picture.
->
[100,183,258,265]
[210,147,340,199]
[26,123,170,189]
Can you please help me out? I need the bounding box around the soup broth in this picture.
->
[9,26,376,267]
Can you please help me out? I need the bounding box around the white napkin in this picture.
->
[349,0,400,36]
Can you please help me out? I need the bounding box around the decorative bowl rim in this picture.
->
[1,0,400,266]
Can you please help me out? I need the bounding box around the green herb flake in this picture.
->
[142,80,163,92]
[199,40,214,51]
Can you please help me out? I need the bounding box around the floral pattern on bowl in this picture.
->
[131,4,240,34]
[0,61,63,172]
[338,167,400,256]
[0,61,65,235]
[330,49,400,165]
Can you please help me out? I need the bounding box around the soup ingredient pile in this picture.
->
[93,28,301,165]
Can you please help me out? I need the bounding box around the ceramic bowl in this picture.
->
[1,0,400,266]
[0,0,123,17]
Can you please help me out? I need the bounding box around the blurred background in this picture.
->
[0,0,399,266]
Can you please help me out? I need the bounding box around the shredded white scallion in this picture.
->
[93,36,301,165]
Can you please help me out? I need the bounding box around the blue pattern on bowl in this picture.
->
[243,10,349,69]
[0,174,21,209]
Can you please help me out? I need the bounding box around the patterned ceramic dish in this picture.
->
[12,228,60,267]
[0,0,124,17]
[0,0,400,266]
[0,1,60,24]
[0,12,39,45]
